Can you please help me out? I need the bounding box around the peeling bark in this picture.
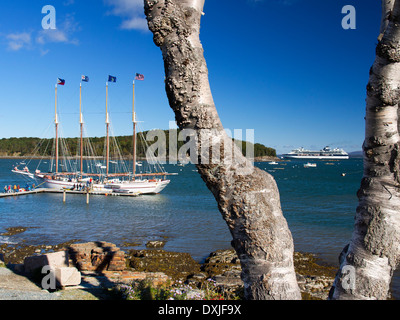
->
[330,0,400,300]
[144,0,301,299]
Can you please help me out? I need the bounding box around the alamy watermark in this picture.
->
[41,265,56,290]
[342,5,356,30]
[341,265,356,290]
[145,122,255,172]
[42,5,56,30]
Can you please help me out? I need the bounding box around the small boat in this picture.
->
[268,161,278,165]
[304,162,317,168]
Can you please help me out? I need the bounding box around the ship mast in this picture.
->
[79,83,83,177]
[132,80,136,178]
[55,84,59,174]
[105,82,110,177]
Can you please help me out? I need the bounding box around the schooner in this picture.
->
[12,75,172,195]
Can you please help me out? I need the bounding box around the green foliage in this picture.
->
[0,130,276,159]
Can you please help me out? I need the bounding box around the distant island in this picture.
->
[0,129,277,161]
[348,151,363,158]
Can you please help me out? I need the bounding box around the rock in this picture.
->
[69,242,126,272]
[0,227,28,236]
[146,241,166,248]
[293,252,336,300]
[201,249,337,300]
[201,249,243,291]
[24,251,69,274]
[0,253,4,264]
[56,267,81,287]
[128,249,200,280]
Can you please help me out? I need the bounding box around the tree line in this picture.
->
[0,129,276,159]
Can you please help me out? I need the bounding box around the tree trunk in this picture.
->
[144,0,301,300]
[330,0,400,300]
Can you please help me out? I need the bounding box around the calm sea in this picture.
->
[1,157,399,299]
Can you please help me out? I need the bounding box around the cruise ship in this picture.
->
[282,146,349,160]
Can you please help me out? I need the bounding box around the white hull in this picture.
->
[282,146,349,160]
[38,176,169,195]
[105,179,170,194]
[304,162,317,168]
[11,170,35,179]
[283,155,349,160]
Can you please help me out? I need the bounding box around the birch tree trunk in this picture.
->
[330,0,400,300]
[144,0,301,300]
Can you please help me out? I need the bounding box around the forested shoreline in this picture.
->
[0,130,276,159]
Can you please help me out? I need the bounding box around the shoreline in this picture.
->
[0,226,337,300]
[1,155,281,162]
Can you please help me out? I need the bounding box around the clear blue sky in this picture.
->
[0,0,381,154]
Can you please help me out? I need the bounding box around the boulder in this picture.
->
[24,250,69,273]
[55,267,81,287]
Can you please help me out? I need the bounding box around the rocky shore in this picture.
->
[0,226,337,300]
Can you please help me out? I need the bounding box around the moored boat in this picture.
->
[13,75,174,195]
[304,162,317,168]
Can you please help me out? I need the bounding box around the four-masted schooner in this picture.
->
[12,75,172,195]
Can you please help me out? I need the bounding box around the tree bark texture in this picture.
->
[144,0,301,300]
[330,0,400,300]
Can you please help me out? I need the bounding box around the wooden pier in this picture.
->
[0,188,140,199]
[0,188,47,198]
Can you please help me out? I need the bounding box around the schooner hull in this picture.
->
[38,176,170,195]
[107,179,170,194]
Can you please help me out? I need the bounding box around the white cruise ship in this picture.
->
[282,146,349,160]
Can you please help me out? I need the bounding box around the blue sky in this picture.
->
[0,0,381,154]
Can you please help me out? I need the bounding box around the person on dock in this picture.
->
[13,185,17,193]
[3,185,7,193]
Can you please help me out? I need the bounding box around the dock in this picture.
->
[0,188,47,198]
[0,188,140,199]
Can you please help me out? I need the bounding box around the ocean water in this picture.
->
[1,157,399,299]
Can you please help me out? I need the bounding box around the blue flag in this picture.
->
[57,78,65,85]
[108,75,116,83]
[81,75,89,82]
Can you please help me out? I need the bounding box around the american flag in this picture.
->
[135,73,144,81]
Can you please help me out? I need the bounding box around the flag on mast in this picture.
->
[135,73,144,81]
[57,78,65,85]
[108,75,117,83]
[81,75,89,82]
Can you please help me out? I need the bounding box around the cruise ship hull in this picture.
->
[282,146,349,160]
[283,155,349,160]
